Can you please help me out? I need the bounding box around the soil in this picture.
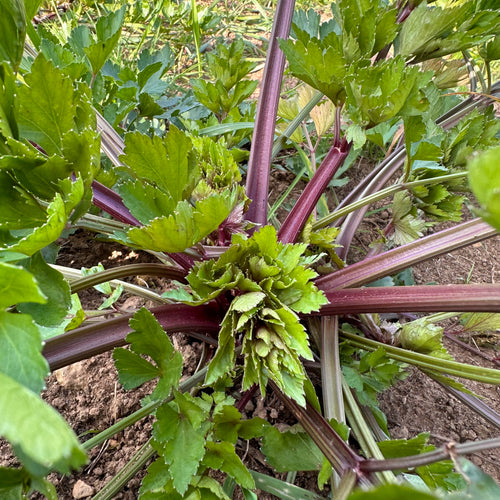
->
[1,177,500,499]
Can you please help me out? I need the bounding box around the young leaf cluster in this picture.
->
[191,38,258,120]
[340,343,407,433]
[112,126,240,253]
[166,225,328,405]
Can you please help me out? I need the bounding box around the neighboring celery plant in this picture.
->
[0,0,500,499]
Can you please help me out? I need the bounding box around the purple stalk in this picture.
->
[315,284,500,315]
[43,303,221,371]
[316,218,497,291]
[278,140,351,244]
[245,0,296,227]
[269,381,367,480]
[92,180,140,226]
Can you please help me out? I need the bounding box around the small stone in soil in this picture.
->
[72,479,95,499]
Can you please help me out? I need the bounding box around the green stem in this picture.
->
[92,439,155,500]
[313,172,467,230]
[342,377,395,484]
[83,367,207,452]
[63,263,187,292]
[340,330,500,384]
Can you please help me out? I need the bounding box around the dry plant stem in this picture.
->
[444,332,500,368]
[245,0,296,226]
[43,303,221,370]
[359,436,500,473]
[320,284,500,314]
[316,218,497,291]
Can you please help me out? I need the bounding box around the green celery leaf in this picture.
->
[279,32,347,105]
[392,191,425,245]
[153,395,210,495]
[398,2,500,62]
[347,484,438,499]
[400,317,452,360]
[17,252,71,328]
[83,6,125,75]
[2,193,66,256]
[468,146,500,233]
[17,56,75,156]
[120,127,198,203]
[0,62,18,142]
[127,191,236,253]
[0,0,25,72]
[261,424,324,472]
[0,311,48,393]
[0,371,87,475]
[460,312,500,333]
[204,441,254,490]
[447,458,500,499]
[345,58,433,128]
[0,262,46,308]
[117,180,177,224]
[113,308,183,401]
[0,172,46,230]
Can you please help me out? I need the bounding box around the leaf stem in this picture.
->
[359,436,500,473]
[339,330,500,384]
[278,141,351,244]
[313,172,467,230]
[245,0,296,226]
[316,218,497,291]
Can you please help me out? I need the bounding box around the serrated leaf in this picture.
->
[460,312,500,333]
[400,318,452,360]
[345,58,433,128]
[231,292,266,313]
[153,400,208,495]
[17,252,71,327]
[84,6,125,75]
[0,0,25,72]
[127,192,236,253]
[279,33,347,104]
[0,371,87,475]
[310,99,335,137]
[204,441,255,490]
[0,311,48,393]
[0,262,46,308]
[468,146,500,233]
[120,127,198,203]
[17,56,75,156]
[113,308,183,401]
[397,2,500,62]
[261,425,324,472]
[116,180,176,225]
[2,193,66,256]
